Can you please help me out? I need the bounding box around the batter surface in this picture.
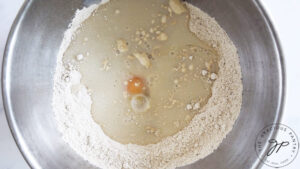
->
[63,0,219,145]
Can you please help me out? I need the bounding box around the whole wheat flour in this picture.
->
[52,1,243,169]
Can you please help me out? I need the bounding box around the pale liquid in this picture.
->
[63,0,219,145]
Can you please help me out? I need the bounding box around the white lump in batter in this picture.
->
[53,0,242,168]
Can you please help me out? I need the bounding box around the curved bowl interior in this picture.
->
[2,0,284,169]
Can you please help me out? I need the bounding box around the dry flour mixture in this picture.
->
[53,0,242,168]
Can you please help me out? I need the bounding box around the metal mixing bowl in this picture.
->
[2,0,285,168]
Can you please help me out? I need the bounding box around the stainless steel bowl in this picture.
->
[2,0,285,168]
